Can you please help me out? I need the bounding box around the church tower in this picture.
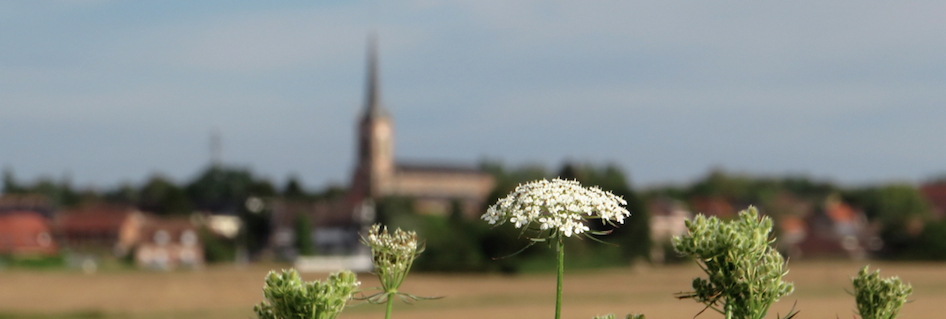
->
[352,34,395,202]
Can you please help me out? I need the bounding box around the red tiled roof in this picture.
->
[689,197,735,218]
[0,211,59,256]
[55,203,137,234]
[779,215,805,234]
[825,201,857,223]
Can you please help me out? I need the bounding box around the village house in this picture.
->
[0,194,59,257]
[647,198,691,263]
[54,203,145,257]
[135,218,203,270]
[0,211,58,257]
[779,196,879,260]
[52,202,204,270]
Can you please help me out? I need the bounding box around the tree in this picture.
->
[186,165,274,212]
[2,167,21,194]
[844,184,932,258]
[283,176,307,199]
[139,175,192,215]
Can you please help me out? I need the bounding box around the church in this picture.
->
[346,36,495,219]
[270,36,494,258]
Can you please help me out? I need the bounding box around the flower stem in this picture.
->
[385,292,395,319]
[555,239,564,319]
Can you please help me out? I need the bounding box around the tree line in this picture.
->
[3,163,944,268]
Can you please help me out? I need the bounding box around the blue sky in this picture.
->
[2,1,945,190]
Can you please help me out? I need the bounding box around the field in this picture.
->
[1,261,944,319]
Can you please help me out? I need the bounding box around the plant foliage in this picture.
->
[672,207,795,319]
[852,266,913,319]
[253,269,359,319]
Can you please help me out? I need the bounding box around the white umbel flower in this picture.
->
[364,224,419,274]
[481,178,630,238]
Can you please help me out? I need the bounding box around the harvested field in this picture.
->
[0,261,944,318]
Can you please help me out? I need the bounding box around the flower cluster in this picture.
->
[852,266,913,319]
[362,224,422,294]
[481,178,630,238]
[254,269,360,319]
[672,207,794,319]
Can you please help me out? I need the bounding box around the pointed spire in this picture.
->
[363,32,388,119]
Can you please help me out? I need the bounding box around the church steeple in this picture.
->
[352,33,395,202]
[363,33,388,120]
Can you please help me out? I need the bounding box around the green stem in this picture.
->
[555,239,564,319]
[385,292,395,319]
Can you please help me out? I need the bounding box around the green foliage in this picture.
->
[2,168,20,194]
[254,269,359,319]
[852,266,912,319]
[404,214,489,272]
[382,199,566,273]
[1,168,83,207]
[909,220,946,260]
[0,309,106,319]
[374,196,416,226]
[283,176,308,199]
[186,166,264,212]
[241,207,272,255]
[103,183,140,205]
[673,207,795,319]
[293,214,315,256]
[0,254,65,269]
[198,227,236,263]
[844,185,932,258]
[139,174,192,216]
[853,185,931,223]
[686,170,836,203]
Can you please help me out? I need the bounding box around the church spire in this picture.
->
[363,33,388,119]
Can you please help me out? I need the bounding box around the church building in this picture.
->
[270,36,495,259]
[347,35,495,219]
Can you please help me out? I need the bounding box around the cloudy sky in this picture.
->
[2,1,945,190]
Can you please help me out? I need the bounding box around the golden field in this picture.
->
[1,261,944,319]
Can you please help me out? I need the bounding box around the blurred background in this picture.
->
[1,1,945,318]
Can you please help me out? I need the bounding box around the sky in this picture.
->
[2,1,945,191]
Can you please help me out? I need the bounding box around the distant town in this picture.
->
[3,39,946,272]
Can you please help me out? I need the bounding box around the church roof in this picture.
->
[396,162,489,175]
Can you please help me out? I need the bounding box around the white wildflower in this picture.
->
[362,224,421,280]
[481,178,630,238]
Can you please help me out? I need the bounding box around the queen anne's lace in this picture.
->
[364,224,419,275]
[481,178,630,237]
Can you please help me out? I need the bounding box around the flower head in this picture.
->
[672,207,794,319]
[361,224,422,292]
[481,178,630,238]
[254,269,360,319]
[853,266,912,319]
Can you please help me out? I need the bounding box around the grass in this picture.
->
[0,261,944,319]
